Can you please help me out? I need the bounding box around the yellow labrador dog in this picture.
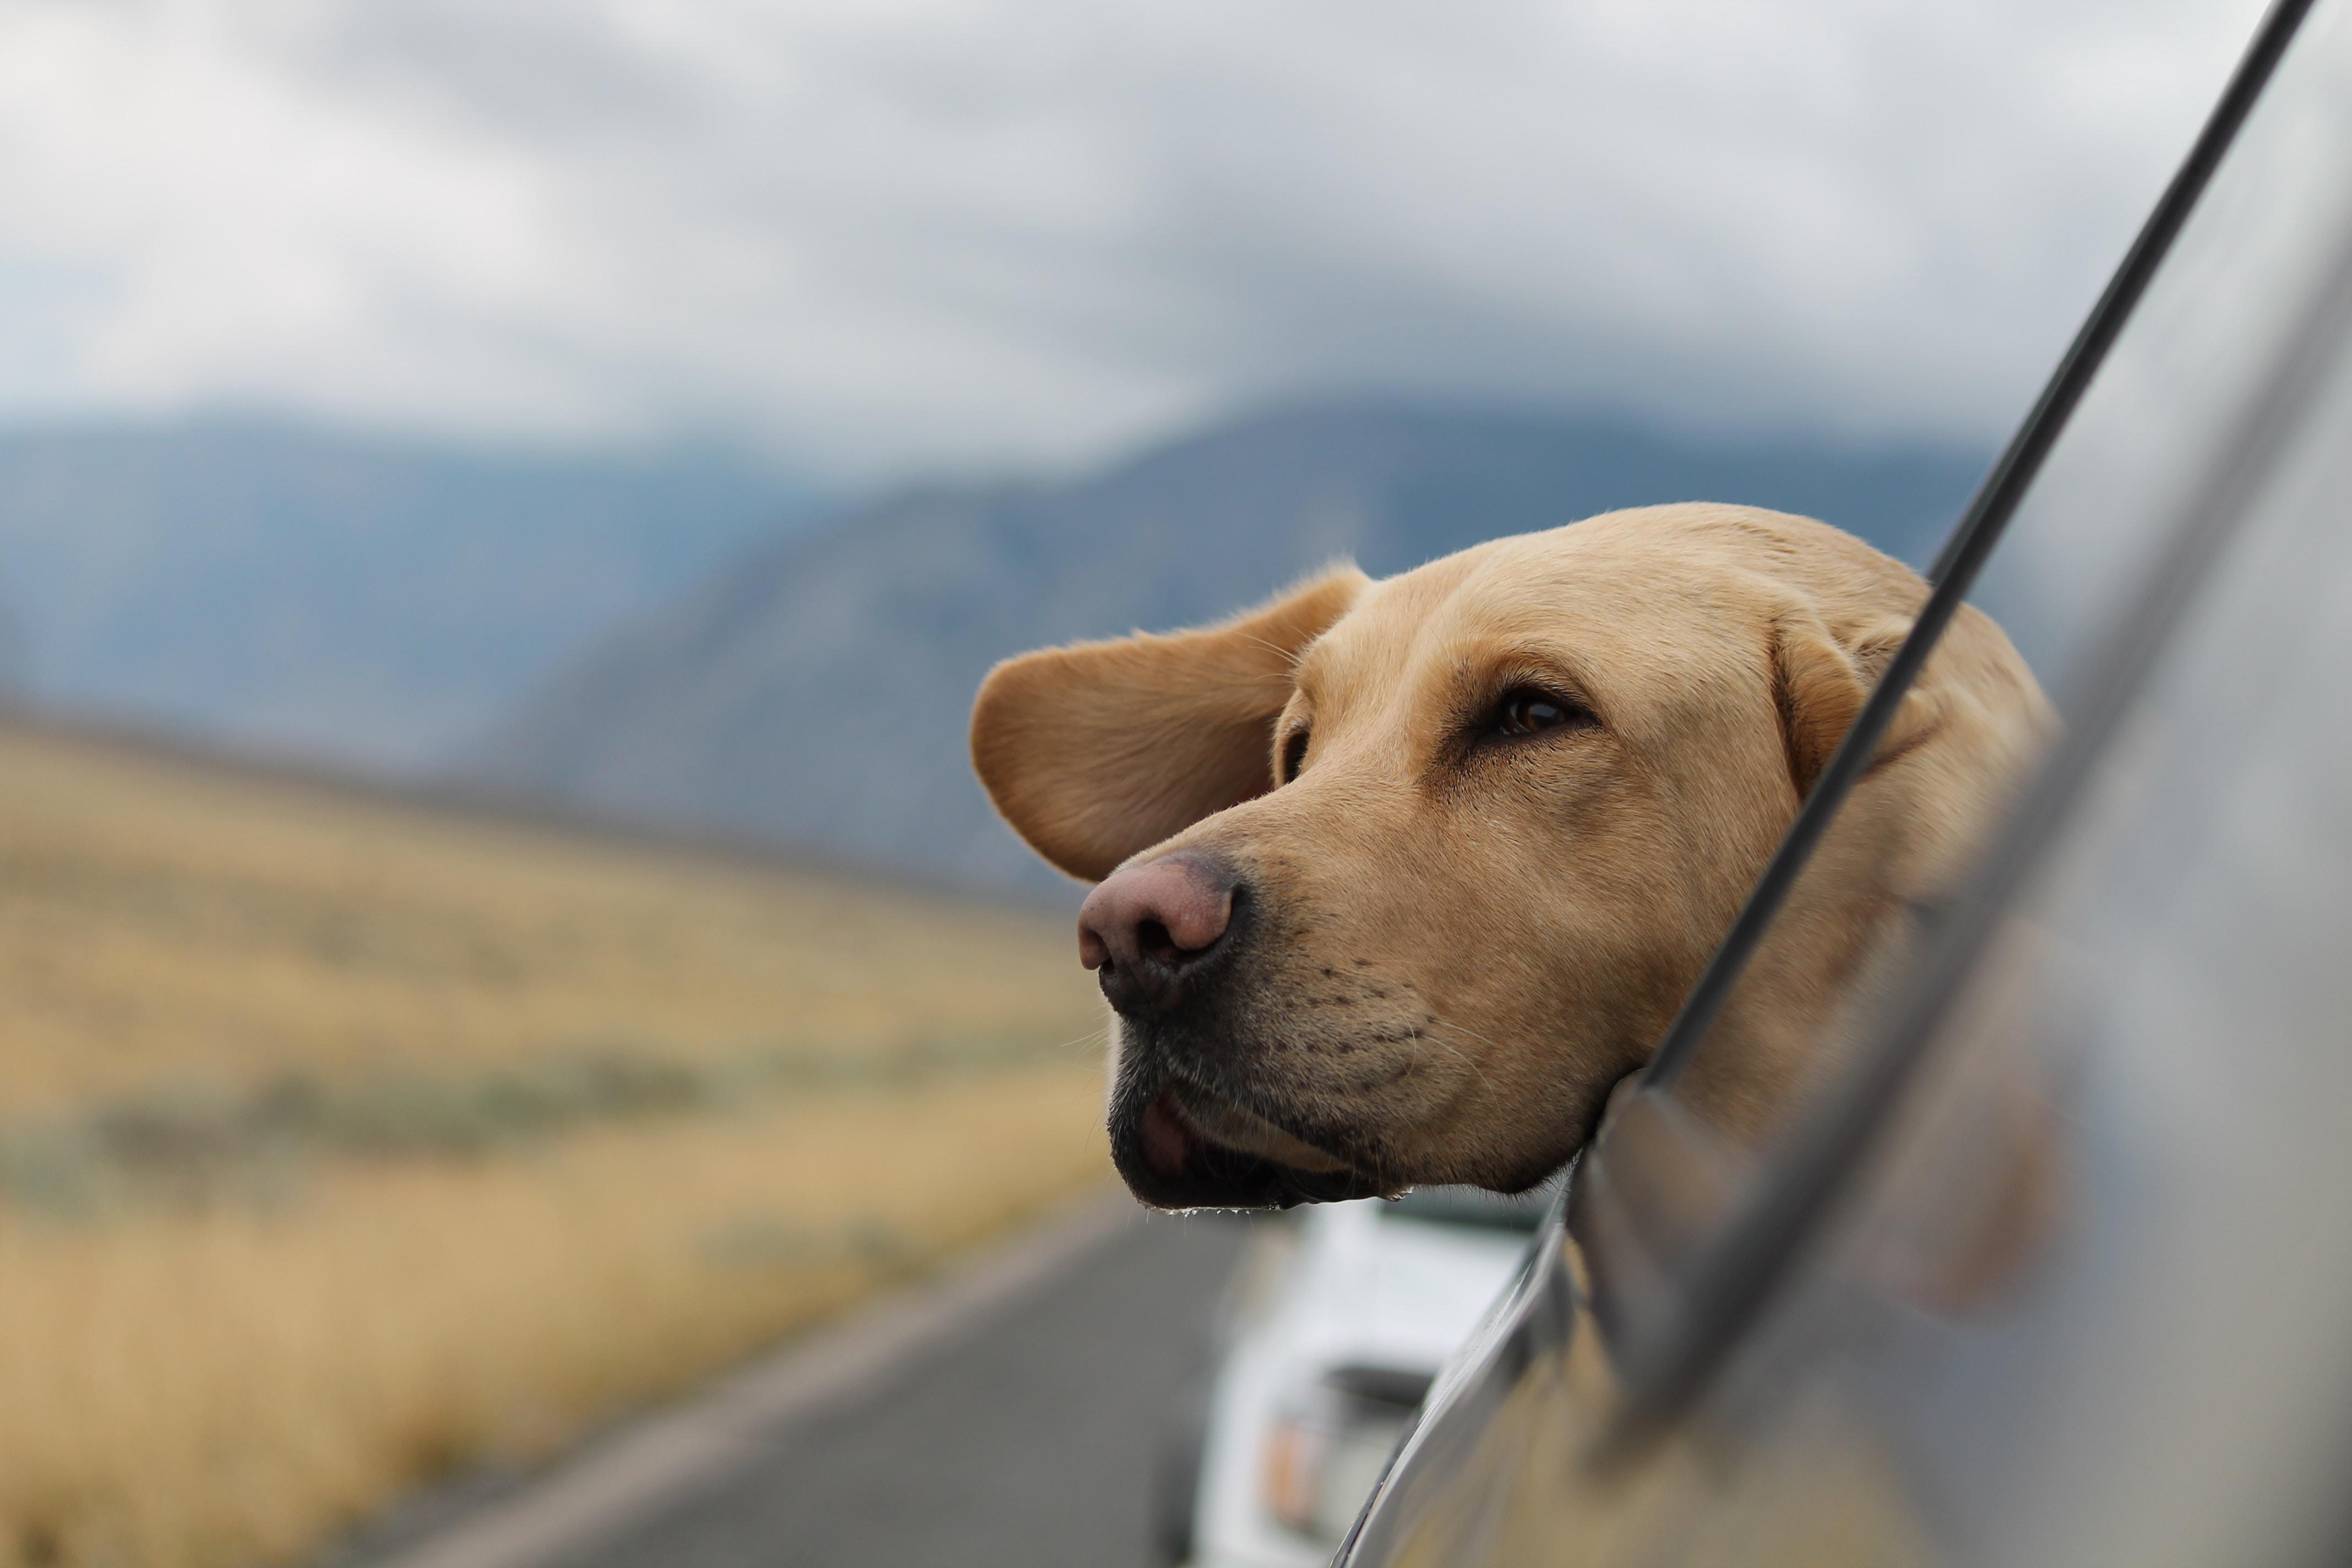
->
[970,504,2049,1210]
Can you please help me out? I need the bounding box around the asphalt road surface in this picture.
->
[548,1207,1254,1568]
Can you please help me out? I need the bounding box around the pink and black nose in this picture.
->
[1077,852,1240,1015]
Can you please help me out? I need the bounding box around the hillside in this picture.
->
[0,422,813,768]
[464,401,1989,895]
[0,715,1106,1568]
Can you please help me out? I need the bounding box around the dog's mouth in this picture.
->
[1113,1080,1392,1210]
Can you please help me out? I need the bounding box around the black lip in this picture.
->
[1108,1077,1388,1211]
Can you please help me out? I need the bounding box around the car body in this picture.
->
[1335,2,2352,1564]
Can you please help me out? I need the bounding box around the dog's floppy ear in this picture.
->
[1772,611,1917,803]
[971,567,1370,881]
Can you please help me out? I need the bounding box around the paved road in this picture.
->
[547,1208,1253,1568]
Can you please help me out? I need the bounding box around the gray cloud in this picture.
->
[0,0,2269,479]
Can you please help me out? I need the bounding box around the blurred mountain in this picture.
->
[462,400,1989,897]
[0,421,815,767]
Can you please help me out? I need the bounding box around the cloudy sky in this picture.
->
[0,0,2268,481]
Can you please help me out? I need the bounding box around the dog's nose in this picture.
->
[1078,853,1238,1014]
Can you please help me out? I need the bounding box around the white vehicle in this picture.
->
[1157,1188,1549,1567]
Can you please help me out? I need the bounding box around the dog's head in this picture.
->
[972,504,2039,1209]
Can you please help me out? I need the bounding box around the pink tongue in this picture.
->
[1140,1092,1195,1177]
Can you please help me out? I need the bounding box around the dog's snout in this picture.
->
[1077,853,1239,1013]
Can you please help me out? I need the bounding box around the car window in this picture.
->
[1342,2,2352,1560]
[1598,182,2352,1568]
[1635,0,2352,1164]
[1607,0,2352,1420]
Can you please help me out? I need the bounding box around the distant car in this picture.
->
[1156,1188,1548,1567]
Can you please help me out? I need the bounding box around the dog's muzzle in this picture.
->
[1083,851,1390,1208]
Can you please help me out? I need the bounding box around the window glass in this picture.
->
[1705,199,2352,1568]
[1341,7,2352,1561]
[1656,0,2352,1160]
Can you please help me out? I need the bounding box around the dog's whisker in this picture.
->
[1227,629,1315,671]
[1423,1014,1505,1053]
[1410,1021,1484,1073]
[1048,1024,1114,1057]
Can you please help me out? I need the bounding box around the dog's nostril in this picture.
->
[1136,919,1178,963]
[1075,851,1243,1006]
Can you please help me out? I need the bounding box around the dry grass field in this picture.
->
[0,720,1110,1568]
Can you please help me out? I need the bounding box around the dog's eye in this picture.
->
[1491,689,1589,738]
[1279,727,1310,783]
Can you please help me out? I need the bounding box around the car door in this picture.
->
[1340,1,2352,1561]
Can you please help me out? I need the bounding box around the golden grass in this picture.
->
[0,1072,1109,1568]
[0,719,1115,1568]
[0,721,1102,1118]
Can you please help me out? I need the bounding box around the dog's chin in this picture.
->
[1110,1084,1392,1211]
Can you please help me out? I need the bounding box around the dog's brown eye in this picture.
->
[1280,727,1310,782]
[1493,689,1587,738]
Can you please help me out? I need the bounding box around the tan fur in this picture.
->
[969,504,2050,1193]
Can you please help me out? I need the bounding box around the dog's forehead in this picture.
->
[1298,522,1708,701]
